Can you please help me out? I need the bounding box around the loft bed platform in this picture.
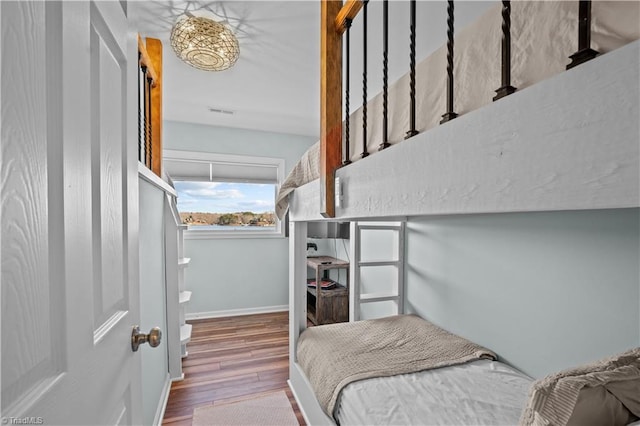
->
[288,39,639,223]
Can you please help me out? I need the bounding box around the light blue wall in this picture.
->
[183,238,289,313]
[138,179,169,425]
[405,208,640,379]
[164,120,317,164]
[164,120,317,315]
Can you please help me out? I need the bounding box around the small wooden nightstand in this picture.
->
[306,256,349,325]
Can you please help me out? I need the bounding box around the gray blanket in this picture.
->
[297,314,497,418]
[275,141,319,220]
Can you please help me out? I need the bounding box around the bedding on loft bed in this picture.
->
[275,1,640,220]
[297,315,640,426]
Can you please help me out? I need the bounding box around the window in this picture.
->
[163,150,285,239]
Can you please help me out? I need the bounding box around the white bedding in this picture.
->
[334,359,533,426]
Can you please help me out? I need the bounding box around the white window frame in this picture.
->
[163,149,285,240]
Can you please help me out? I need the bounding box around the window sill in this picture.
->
[183,229,285,240]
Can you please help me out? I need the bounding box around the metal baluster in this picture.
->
[361,0,369,158]
[567,0,599,69]
[147,75,153,170]
[405,0,419,139]
[142,65,148,166]
[379,0,390,151]
[344,18,352,166]
[440,0,458,123]
[494,0,517,101]
[138,53,142,162]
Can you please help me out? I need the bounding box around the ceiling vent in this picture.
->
[208,107,235,115]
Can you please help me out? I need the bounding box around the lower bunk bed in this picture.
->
[289,314,640,426]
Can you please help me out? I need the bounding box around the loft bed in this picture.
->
[276,0,639,221]
[285,1,640,425]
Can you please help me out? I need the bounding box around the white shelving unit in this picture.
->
[176,225,192,358]
[165,194,193,380]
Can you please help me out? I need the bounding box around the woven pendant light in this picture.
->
[170,16,240,71]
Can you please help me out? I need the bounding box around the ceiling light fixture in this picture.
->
[170,15,240,72]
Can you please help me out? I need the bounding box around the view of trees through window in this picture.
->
[174,181,277,230]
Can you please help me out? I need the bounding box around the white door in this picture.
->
[1,1,144,424]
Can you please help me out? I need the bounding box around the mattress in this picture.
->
[334,359,533,426]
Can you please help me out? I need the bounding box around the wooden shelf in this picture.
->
[306,284,348,298]
[306,256,349,269]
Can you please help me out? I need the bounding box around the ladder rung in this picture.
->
[358,260,399,267]
[360,293,399,303]
[357,225,403,231]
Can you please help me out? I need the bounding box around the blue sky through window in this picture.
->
[174,181,276,214]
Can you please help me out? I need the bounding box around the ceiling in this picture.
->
[132,1,495,139]
[133,1,321,138]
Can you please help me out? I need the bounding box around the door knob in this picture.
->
[131,326,162,352]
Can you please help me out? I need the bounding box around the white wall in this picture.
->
[138,179,169,425]
[164,120,317,316]
[405,208,640,379]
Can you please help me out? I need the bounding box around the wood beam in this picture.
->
[137,34,158,87]
[336,0,364,35]
[146,38,163,177]
[320,0,343,218]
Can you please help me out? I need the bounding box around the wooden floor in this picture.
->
[162,311,306,426]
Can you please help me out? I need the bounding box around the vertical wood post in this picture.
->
[320,0,343,218]
[146,38,163,177]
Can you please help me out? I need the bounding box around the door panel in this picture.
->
[1,1,65,415]
[1,1,142,423]
[90,3,128,335]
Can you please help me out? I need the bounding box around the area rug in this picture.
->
[192,391,299,426]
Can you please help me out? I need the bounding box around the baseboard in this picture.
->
[154,373,172,426]
[185,305,288,321]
